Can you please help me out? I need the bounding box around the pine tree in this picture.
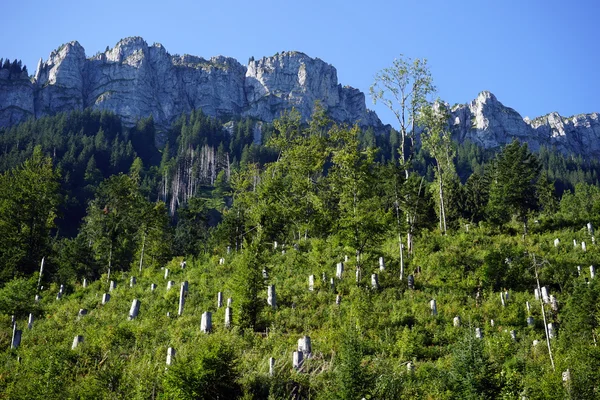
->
[486,140,541,232]
[232,237,265,331]
[450,331,500,399]
[0,146,60,281]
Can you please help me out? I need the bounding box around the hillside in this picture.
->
[2,224,600,399]
[1,107,600,398]
[2,45,600,397]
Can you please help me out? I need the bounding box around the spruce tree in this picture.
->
[486,140,540,232]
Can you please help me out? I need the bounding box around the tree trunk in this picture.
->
[534,255,555,371]
[139,231,146,272]
[395,202,404,280]
[438,164,447,235]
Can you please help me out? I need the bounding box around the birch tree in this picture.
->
[417,101,456,234]
[371,55,435,255]
[370,55,436,174]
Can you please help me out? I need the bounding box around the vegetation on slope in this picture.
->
[0,71,600,397]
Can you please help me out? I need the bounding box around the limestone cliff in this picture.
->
[245,51,380,127]
[0,68,34,127]
[449,91,600,156]
[0,37,382,130]
[3,37,599,157]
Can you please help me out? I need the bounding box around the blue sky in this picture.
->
[1,0,598,127]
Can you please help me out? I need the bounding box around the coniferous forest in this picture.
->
[2,59,600,399]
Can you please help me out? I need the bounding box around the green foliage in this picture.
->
[450,331,500,399]
[557,182,600,228]
[487,140,541,228]
[174,197,218,257]
[1,221,600,398]
[418,101,459,233]
[232,238,266,331]
[0,275,38,317]
[370,54,436,167]
[560,280,600,345]
[335,325,372,399]
[462,171,489,223]
[3,105,600,398]
[0,146,60,282]
[163,341,242,399]
[81,174,172,275]
[328,124,387,255]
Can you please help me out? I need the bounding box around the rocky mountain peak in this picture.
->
[106,37,144,62]
[35,41,85,85]
[473,90,497,104]
[245,51,338,116]
[0,38,382,130]
[2,38,599,157]
[450,91,600,156]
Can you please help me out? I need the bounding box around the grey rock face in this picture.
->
[449,91,600,156]
[450,91,541,149]
[0,69,34,127]
[174,54,247,118]
[6,38,598,157]
[1,37,382,130]
[84,38,181,126]
[35,41,86,116]
[526,111,600,156]
[245,51,380,127]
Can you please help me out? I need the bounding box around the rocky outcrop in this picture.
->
[0,68,34,127]
[245,52,380,127]
[449,91,600,156]
[0,37,383,130]
[35,41,86,116]
[526,112,600,156]
[4,38,599,157]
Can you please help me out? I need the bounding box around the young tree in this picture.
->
[173,197,217,257]
[0,146,60,282]
[371,55,435,254]
[135,201,172,271]
[264,105,330,240]
[417,101,457,234]
[463,172,489,223]
[336,325,372,399]
[328,125,387,263]
[381,162,408,279]
[81,174,147,272]
[163,341,242,399]
[232,237,266,331]
[370,55,436,174]
[486,140,541,233]
[450,331,500,399]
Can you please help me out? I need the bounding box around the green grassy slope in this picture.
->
[2,223,600,399]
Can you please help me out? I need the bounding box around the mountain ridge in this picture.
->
[449,90,600,156]
[1,37,599,156]
[0,37,382,130]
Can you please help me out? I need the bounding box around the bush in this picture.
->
[163,341,242,399]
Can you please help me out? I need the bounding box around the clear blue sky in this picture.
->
[1,0,598,127]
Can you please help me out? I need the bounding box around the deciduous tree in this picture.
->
[418,101,457,234]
